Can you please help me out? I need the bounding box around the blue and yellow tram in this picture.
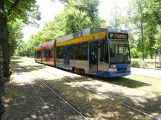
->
[35,27,131,77]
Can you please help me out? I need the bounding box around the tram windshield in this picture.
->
[110,40,130,64]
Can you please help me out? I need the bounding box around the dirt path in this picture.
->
[2,57,160,120]
[39,64,161,119]
[2,58,82,120]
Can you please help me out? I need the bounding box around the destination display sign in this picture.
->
[108,33,128,39]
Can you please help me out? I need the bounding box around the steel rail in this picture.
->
[120,102,160,120]
[25,67,88,120]
[40,67,160,120]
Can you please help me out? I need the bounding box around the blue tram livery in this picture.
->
[35,27,131,77]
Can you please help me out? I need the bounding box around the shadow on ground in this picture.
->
[2,76,156,120]
[53,75,161,119]
[11,60,45,74]
[94,76,150,88]
[2,79,83,120]
[7,56,160,119]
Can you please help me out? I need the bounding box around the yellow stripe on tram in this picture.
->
[56,32,107,47]
[35,47,42,51]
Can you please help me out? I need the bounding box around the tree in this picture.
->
[25,0,106,56]
[127,0,147,60]
[0,0,40,77]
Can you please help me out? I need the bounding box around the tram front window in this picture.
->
[110,41,130,64]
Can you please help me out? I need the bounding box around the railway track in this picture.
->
[38,66,160,120]
[23,66,88,120]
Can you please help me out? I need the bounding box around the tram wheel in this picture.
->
[79,68,85,75]
[75,68,79,74]
[72,67,75,72]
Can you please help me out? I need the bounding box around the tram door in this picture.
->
[63,46,69,65]
[89,41,98,74]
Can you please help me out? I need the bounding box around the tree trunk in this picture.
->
[141,21,144,60]
[0,17,10,80]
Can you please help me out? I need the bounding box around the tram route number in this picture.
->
[108,33,128,39]
[0,46,3,77]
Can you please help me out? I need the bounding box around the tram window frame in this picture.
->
[98,39,109,63]
[70,42,88,60]
[35,50,41,58]
[80,42,88,60]
[56,47,59,58]
[73,45,79,60]
[70,45,73,59]
[44,50,48,58]
[42,50,45,58]
[98,39,105,62]
[56,46,64,59]
[38,50,41,58]
[48,48,53,58]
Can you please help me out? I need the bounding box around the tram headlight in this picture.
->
[113,65,116,68]
[110,64,116,68]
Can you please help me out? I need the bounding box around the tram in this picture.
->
[35,27,131,77]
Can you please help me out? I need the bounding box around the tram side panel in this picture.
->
[35,46,42,63]
[69,42,88,73]
[48,28,131,77]
[41,44,48,65]
[46,41,56,66]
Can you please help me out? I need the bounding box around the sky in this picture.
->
[22,0,128,41]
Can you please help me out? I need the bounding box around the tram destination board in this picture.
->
[108,33,128,39]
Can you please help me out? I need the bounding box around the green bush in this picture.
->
[130,48,139,58]
[138,59,147,68]
[130,48,142,58]
[131,60,140,67]
[131,59,147,68]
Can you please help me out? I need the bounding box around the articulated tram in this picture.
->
[35,27,131,77]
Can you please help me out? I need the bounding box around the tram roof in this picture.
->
[107,28,127,34]
[56,27,128,43]
[35,45,41,50]
[42,40,55,49]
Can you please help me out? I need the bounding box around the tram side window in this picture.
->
[79,43,88,60]
[70,46,73,59]
[72,45,79,60]
[39,50,41,57]
[99,39,109,63]
[57,47,63,59]
[99,40,105,62]
[48,48,53,58]
[70,42,88,60]
[46,50,49,58]
[56,47,59,58]
[42,50,45,58]
[35,50,41,58]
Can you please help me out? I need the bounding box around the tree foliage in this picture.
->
[18,0,106,56]
[3,0,41,56]
[17,0,161,60]
[108,0,161,59]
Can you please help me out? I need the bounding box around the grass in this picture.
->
[11,57,161,94]
[43,79,152,120]
[131,58,161,69]
[126,74,161,85]
[105,74,161,94]
[125,74,161,94]
[7,56,158,119]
